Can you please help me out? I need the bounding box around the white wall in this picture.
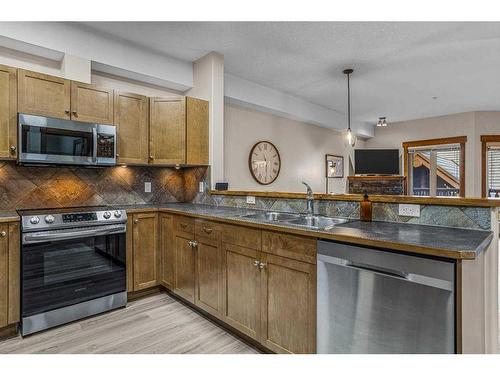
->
[224,104,363,193]
[364,111,500,197]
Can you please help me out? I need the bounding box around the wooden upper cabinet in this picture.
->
[159,213,174,290]
[186,97,209,165]
[149,96,186,165]
[0,65,18,159]
[132,213,159,291]
[0,222,20,328]
[70,81,114,124]
[259,253,316,354]
[114,91,149,164]
[18,69,71,120]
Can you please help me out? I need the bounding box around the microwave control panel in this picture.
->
[97,134,115,158]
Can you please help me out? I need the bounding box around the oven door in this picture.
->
[21,224,126,318]
[18,113,97,165]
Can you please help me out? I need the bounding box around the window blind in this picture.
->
[487,146,500,192]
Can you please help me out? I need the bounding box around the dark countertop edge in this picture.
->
[0,211,20,222]
[123,205,492,260]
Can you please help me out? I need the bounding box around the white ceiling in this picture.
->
[79,22,500,124]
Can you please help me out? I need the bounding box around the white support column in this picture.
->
[186,52,225,188]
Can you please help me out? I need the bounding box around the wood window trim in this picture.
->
[481,135,500,198]
[403,136,467,197]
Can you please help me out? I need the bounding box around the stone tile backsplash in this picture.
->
[0,161,208,210]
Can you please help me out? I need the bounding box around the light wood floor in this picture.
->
[0,293,260,354]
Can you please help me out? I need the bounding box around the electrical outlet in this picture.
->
[398,204,420,217]
[199,181,204,193]
[246,196,256,204]
[144,182,151,193]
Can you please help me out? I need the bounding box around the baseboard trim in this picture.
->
[0,323,18,341]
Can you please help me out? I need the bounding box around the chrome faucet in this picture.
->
[302,181,314,217]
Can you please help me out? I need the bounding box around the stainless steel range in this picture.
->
[19,207,128,336]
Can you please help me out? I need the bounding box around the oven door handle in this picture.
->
[23,224,126,244]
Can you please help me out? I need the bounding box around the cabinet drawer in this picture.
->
[195,219,221,241]
[173,215,195,235]
[262,231,316,264]
[222,224,261,250]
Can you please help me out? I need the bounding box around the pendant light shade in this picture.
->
[343,68,356,147]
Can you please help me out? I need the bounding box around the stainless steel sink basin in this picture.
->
[286,216,348,230]
[239,211,301,222]
[239,211,348,230]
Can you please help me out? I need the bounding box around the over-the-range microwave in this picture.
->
[18,113,116,166]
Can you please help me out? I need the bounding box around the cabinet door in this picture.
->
[0,224,8,327]
[222,243,261,340]
[195,237,222,317]
[159,213,174,290]
[0,65,17,159]
[174,233,195,303]
[149,96,186,165]
[7,223,19,325]
[132,213,159,291]
[114,91,149,164]
[18,69,71,119]
[260,253,316,354]
[70,81,114,124]
[186,97,209,165]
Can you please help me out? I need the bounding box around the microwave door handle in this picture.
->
[23,225,126,244]
[92,127,98,163]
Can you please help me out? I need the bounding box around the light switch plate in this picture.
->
[199,182,204,193]
[246,196,256,204]
[398,203,420,217]
[144,182,152,193]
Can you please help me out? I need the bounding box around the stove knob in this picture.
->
[114,210,122,218]
[30,216,40,225]
[103,211,112,219]
[44,215,55,224]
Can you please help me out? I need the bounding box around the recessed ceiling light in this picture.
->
[432,96,438,100]
[377,117,387,127]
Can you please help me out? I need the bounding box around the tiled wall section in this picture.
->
[193,180,491,229]
[193,191,361,219]
[0,161,208,210]
[372,202,491,230]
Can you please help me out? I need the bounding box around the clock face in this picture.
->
[249,141,281,185]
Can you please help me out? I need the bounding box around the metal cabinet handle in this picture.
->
[253,260,260,267]
[134,219,139,224]
[149,155,154,160]
[202,227,213,234]
[65,110,70,115]
[0,231,6,237]
[9,145,16,152]
[192,240,198,248]
[259,262,266,269]
[116,153,120,157]
[72,111,78,117]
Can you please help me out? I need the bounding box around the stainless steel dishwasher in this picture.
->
[317,240,455,354]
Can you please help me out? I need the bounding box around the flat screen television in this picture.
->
[354,149,400,175]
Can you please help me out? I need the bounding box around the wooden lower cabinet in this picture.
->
[159,214,174,289]
[0,222,20,328]
[173,233,196,303]
[259,253,316,354]
[222,243,261,340]
[195,236,222,317]
[128,212,159,292]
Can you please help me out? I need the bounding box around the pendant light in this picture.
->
[343,68,356,147]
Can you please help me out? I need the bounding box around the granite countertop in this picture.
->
[119,203,493,260]
[0,210,20,223]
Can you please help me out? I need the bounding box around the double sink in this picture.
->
[237,211,349,230]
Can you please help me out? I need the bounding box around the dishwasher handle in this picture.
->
[317,253,454,292]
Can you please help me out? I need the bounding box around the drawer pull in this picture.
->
[202,227,213,234]
[259,262,266,269]
[253,260,260,267]
[0,231,6,237]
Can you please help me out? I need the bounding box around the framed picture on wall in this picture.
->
[326,154,344,178]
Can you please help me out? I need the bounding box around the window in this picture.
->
[403,137,466,197]
[481,135,500,198]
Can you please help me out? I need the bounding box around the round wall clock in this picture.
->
[248,141,281,185]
